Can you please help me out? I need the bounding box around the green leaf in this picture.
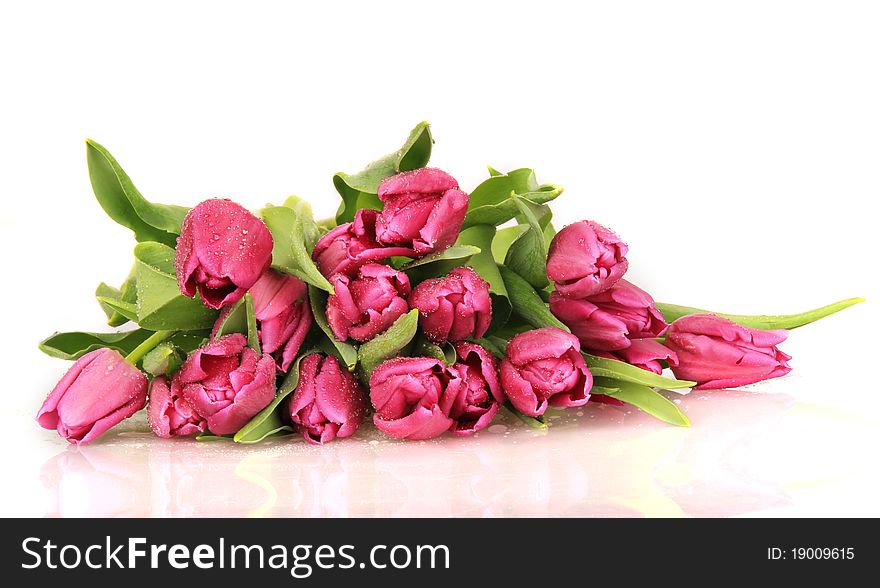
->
[463,168,563,229]
[213,296,247,337]
[397,245,480,271]
[411,335,457,366]
[397,245,481,284]
[504,402,547,430]
[655,298,865,330]
[583,353,695,389]
[334,122,433,224]
[308,285,358,370]
[499,265,568,331]
[196,432,233,441]
[543,220,557,249]
[357,308,419,380]
[95,296,139,323]
[595,378,690,427]
[141,342,185,376]
[471,337,506,359]
[38,329,207,361]
[132,242,219,330]
[85,140,189,247]
[96,266,138,327]
[39,329,152,360]
[234,351,314,443]
[245,293,260,353]
[487,165,504,177]
[260,197,334,294]
[505,197,551,289]
[455,225,511,332]
[491,225,529,264]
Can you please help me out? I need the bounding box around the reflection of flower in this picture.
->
[40,445,151,517]
[39,388,857,518]
[575,389,797,517]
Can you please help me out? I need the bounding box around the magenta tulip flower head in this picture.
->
[312,209,416,278]
[147,376,206,438]
[665,314,792,390]
[177,333,276,435]
[375,168,469,256]
[444,343,504,435]
[248,269,312,372]
[287,354,367,445]
[409,266,492,344]
[546,220,628,298]
[176,198,274,309]
[37,348,147,445]
[500,327,593,417]
[549,279,667,351]
[599,339,678,375]
[369,357,455,440]
[326,263,411,342]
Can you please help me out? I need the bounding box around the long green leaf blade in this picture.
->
[655,298,865,330]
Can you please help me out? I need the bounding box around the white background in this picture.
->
[0,1,877,517]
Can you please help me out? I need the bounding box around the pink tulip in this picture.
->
[287,354,367,445]
[37,348,147,445]
[369,357,455,440]
[312,209,415,278]
[326,263,411,342]
[248,269,312,372]
[500,327,592,417]
[375,168,469,255]
[595,339,678,375]
[546,220,628,298]
[176,198,274,309]
[445,343,504,435]
[408,267,492,344]
[665,314,792,390]
[147,376,206,438]
[178,334,276,435]
[549,279,667,351]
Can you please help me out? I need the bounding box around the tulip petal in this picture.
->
[373,405,454,440]
[501,359,547,417]
[504,327,582,366]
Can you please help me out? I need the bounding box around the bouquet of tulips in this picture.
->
[37,122,863,445]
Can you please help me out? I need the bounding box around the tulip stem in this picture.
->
[125,330,176,365]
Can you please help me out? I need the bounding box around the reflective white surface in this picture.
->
[21,379,879,518]
[1,1,878,518]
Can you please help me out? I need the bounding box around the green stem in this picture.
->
[656,297,865,330]
[124,330,175,365]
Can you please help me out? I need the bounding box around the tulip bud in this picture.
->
[546,220,628,298]
[37,348,148,445]
[549,279,667,351]
[178,334,277,435]
[665,314,792,389]
[312,209,416,278]
[287,354,367,444]
[444,343,504,435]
[375,168,469,255]
[500,327,592,417]
[176,198,274,309]
[369,357,455,440]
[409,267,492,344]
[326,263,411,342]
[248,269,312,372]
[147,376,207,438]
